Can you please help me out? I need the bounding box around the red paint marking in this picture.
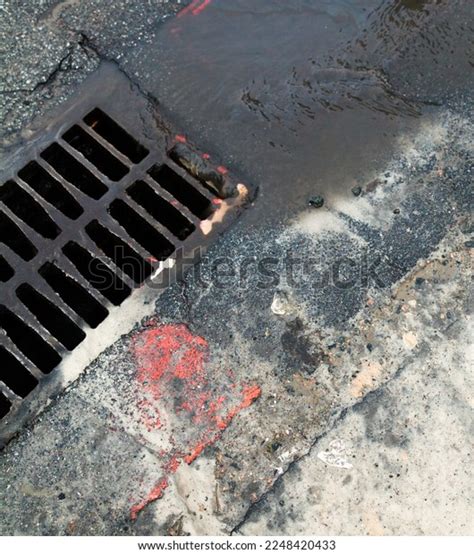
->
[129,323,261,520]
[146,256,158,263]
[175,134,187,143]
[164,456,181,474]
[216,385,261,429]
[184,436,217,464]
[177,0,201,18]
[178,0,212,17]
[130,477,168,521]
[184,385,261,461]
[192,0,212,16]
[217,165,228,175]
[212,198,222,205]
[202,153,211,160]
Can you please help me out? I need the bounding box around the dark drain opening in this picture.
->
[109,199,175,261]
[0,392,11,419]
[63,125,129,181]
[39,262,109,328]
[0,346,38,397]
[148,164,213,220]
[41,143,108,199]
[0,256,14,282]
[62,242,131,306]
[84,108,149,164]
[16,284,86,351]
[0,212,38,261]
[86,220,153,284]
[18,161,83,220]
[0,306,61,373]
[127,180,195,240]
[0,181,61,239]
[0,81,251,436]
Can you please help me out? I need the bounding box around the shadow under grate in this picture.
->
[0,75,252,442]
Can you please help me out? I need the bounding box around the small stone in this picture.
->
[403,332,418,349]
[308,195,324,208]
[464,240,474,248]
[58,493,66,500]
[415,277,425,287]
[393,208,400,214]
[351,186,362,197]
[271,291,289,315]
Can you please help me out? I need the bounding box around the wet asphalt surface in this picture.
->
[0,0,473,535]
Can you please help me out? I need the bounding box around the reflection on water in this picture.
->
[393,0,442,12]
[128,0,473,221]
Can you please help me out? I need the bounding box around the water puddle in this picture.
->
[124,0,473,223]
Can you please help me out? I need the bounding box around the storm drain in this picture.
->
[0,66,252,441]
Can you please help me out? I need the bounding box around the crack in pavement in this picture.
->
[0,44,78,95]
[230,382,388,534]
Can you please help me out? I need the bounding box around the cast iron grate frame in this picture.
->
[0,64,253,445]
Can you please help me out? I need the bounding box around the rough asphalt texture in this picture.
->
[0,0,473,535]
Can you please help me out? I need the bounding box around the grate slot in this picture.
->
[18,161,83,220]
[0,86,250,435]
[0,346,38,397]
[63,125,129,181]
[108,199,175,261]
[83,108,149,164]
[41,143,108,199]
[85,220,153,284]
[38,262,109,329]
[0,255,14,282]
[62,241,131,306]
[0,306,61,373]
[0,181,60,239]
[143,175,201,228]
[148,164,213,220]
[127,180,195,240]
[82,234,137,291]
[8,301,64,354]
[0,391,11,418]
[0,211,38,261]
[16,284,86,351]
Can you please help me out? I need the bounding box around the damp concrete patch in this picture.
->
[238,269,473,535]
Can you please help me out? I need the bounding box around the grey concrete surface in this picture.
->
[239,230,473,535]
[0,0,473,536]
[0,0,189,152]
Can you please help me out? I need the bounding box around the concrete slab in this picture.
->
[239,231,473,535]
[0,391,165,535]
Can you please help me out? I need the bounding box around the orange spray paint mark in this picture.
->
[175,134,187,143]
[192,0,212,16]
[129,323,260,520]
[217,165,228,175]
[130,477,168,521]
[178,0,212,17]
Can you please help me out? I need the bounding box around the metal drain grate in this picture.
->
[0,65,253,443]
